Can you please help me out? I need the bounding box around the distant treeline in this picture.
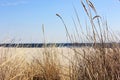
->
[0,43,120,48]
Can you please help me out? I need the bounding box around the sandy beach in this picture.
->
[0,47,94,66]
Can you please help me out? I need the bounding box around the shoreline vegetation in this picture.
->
[0,0,120,80]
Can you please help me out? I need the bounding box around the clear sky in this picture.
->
[0,0,120,43]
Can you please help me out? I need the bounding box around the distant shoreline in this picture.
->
[0,43,119,48]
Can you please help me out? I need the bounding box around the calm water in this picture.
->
[0,43,119,48]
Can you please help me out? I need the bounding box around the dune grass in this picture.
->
[0,0,120,80]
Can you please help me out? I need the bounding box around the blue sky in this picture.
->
[0,0,120,43]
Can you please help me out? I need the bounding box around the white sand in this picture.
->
[0,47,95,66]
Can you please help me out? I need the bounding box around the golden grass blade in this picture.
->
[42,24,47,46]
[73,6,83,32]
[72,17,80,41]
[81,1,89,17]
[92,15,101,20]
[88,1,97,14]
[56,13,72,42]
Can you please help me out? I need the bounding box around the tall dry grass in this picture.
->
[57,0,120,80]
[0,0,120,80]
